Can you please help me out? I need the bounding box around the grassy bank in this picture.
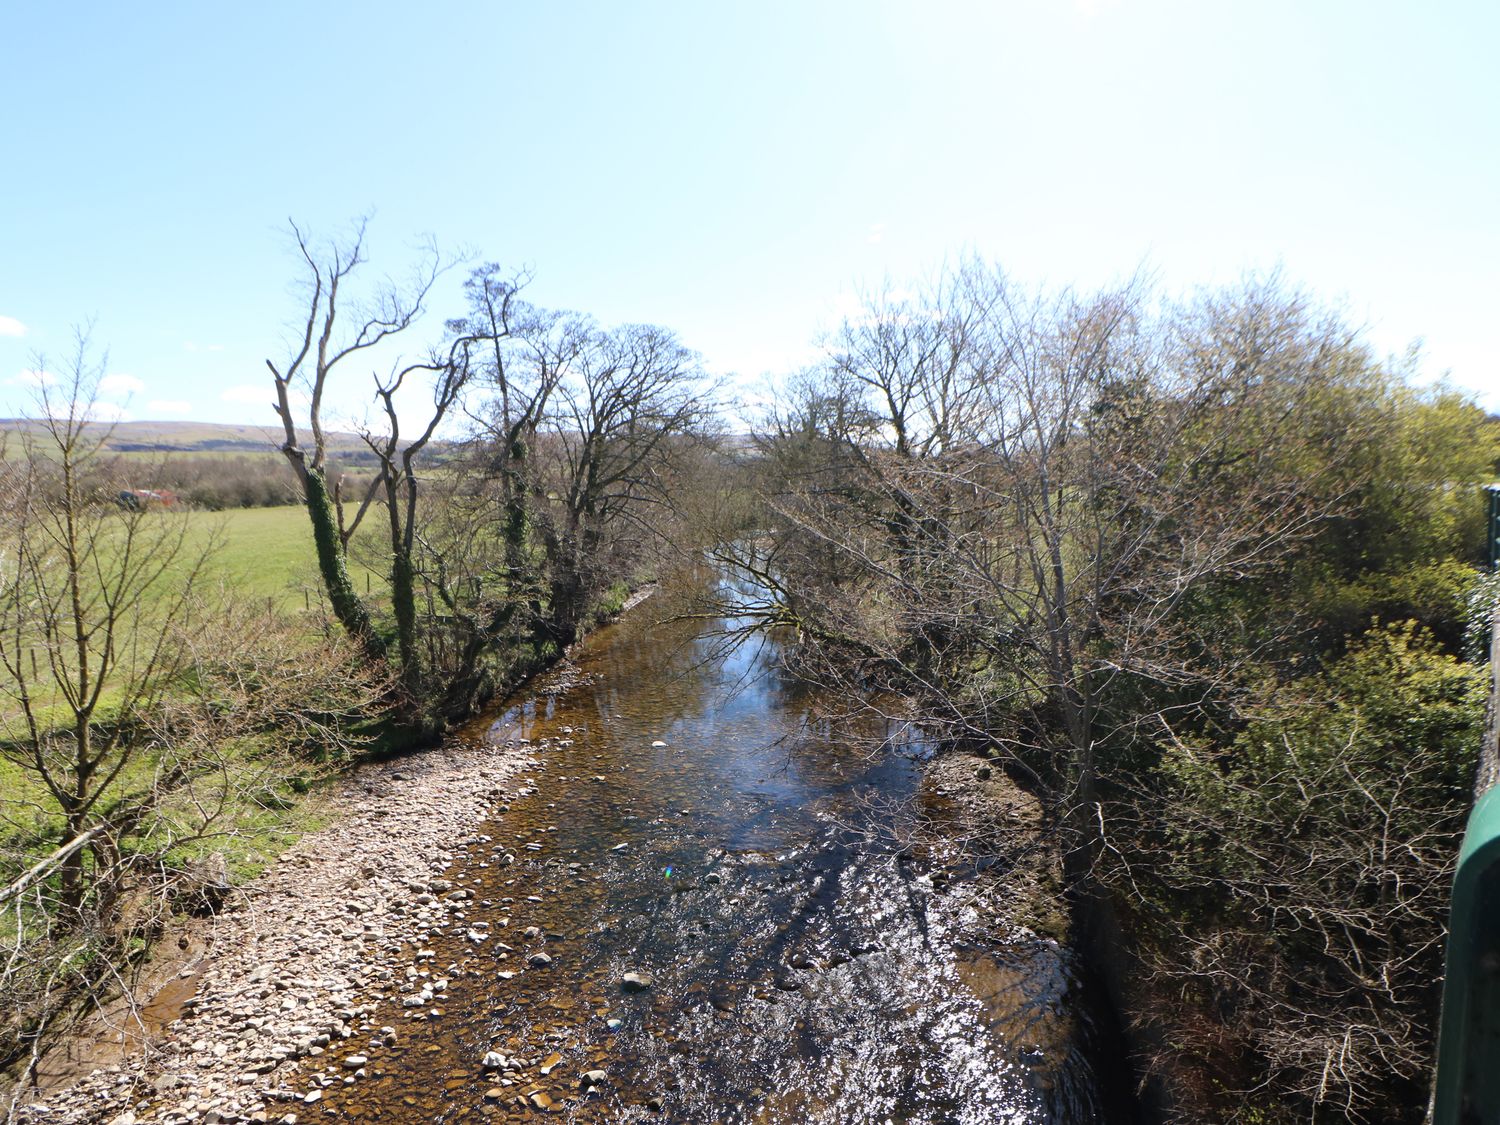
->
[0,514,653,1088]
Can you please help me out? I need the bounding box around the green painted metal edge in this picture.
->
[1434,784,1500,1123]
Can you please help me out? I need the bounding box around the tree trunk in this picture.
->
[304,468,383,658]
[390,545,419,689]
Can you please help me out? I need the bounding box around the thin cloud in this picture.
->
[0,316,25,337]
[10,368,54,388]
[36,400,131,423]
[99,373,145,398]
[147,399,192,415]
[866,222,886,245]
[85,402,130,423]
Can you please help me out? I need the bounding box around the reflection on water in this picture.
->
[327,591,1122,1123]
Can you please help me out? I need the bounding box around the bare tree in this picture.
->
[0,333,213,919]
[715,263,1482,1120]
[531,320,715,643]
[266,217,448,657]
[723,266,1370,864]
[0,333,389,1091]
[363,337,479,695]
[448,266,586,631]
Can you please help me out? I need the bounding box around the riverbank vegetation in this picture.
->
[705,261,1496,1122]
[0,225,721,1092]
[1,229,1490,1122]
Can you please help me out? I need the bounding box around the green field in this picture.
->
[0,502,393,868]
[187,505,389,610]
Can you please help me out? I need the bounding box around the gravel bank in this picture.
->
[11,725,545,1125]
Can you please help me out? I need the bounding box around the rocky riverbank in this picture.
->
[9,589,664,1125]
[10,721,552,1125]
[10,575,1118,1123]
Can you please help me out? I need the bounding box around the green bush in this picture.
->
[1136,622,1483,1121]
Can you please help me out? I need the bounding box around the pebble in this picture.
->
[17,742,537,1124]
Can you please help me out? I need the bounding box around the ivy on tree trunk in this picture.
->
[304,467,383,658]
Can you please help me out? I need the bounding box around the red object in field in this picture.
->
[118,488,178,509]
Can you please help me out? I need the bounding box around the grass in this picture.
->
[186,506,389,611]
[0,503,391,841]
[0,493,434,1060]
[0,505,389,726]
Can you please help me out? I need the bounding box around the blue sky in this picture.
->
[2,0,1496,433]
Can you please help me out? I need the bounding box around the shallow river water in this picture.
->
[326,594,1128,1123]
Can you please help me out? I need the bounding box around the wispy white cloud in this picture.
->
[10,368,54,388]
[35,401,131,423]
[147,399,192,415]
[85,402,130,423]
[0,316,25,338]
[99,372,145,398]
[866,222,887,245]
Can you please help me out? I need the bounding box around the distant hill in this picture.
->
[0,419,372,456]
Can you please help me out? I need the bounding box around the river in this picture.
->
[325,588,1128,1123]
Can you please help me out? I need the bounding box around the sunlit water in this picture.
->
[327,593,1127,1123]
